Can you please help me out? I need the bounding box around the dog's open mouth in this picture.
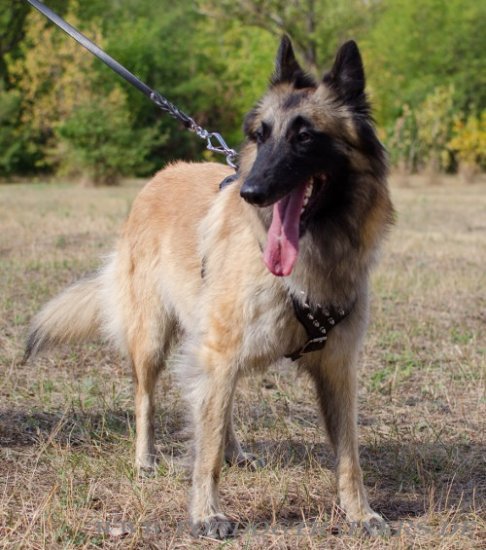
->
[263,175,326,276]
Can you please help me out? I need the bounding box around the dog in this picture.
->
[26,36,394,538]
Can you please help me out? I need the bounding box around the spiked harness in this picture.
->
[285,295,353,361]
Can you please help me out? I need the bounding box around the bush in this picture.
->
[54,88,164,185]
[0,86,36,178]
[448,111,486,180]
[414,85,456,173]
[385,86,475,176]
[386,104,419,173]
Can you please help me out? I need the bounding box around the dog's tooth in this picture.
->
[304,182,313,199]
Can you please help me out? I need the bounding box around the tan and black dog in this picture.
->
[26,37,394,538]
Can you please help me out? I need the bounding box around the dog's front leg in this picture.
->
[310,353,388,535]
[188,353,238,539]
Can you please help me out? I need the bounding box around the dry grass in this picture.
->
[0,174,485,549]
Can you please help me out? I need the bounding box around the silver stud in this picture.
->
[307,314,314,320]
[320,327,327,334]
[329,318,335,325]
[313,321,319,327]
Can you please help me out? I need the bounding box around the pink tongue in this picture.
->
[263,182,309,276]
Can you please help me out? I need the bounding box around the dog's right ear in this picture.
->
[271,36,315,89]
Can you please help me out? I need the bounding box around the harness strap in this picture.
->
[285,296,353,361]
[219,172,239,190]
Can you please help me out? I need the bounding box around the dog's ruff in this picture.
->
[26,37,394,538]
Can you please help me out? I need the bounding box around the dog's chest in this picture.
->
[238,284,305,364]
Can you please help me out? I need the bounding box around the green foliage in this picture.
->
[386,104,419,173]
[105,0,211,164]
[54,88,164,185]
[186,19,275,147]
[364,0,485,174]
[415,85,456,172]
[1,0,485,181]
[5,5,162,182]
[364,0,486,127]
[200,0,378,70]
[386,86,484,174]
[0,0,68,84]
[0,0,30,84]
[448,111,486,176]
[0,85,27,176]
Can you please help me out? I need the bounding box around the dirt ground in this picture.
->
[0,173,485,548]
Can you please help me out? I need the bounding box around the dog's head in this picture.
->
[239,36,386,276]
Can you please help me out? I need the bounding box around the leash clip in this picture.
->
[206,132,238,169]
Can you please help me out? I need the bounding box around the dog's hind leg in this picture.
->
[309,350,388,535]
[128,308,177,474]
[224,409,263,469]
[131,354,162,473]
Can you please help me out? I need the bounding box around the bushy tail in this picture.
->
[25,275,103,360]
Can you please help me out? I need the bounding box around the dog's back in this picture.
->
[25,161,233,358]
[101,161,235,354]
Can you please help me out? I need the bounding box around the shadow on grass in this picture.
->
[0,407,184,450]
[0,408,132,446]
[247,440,484,525]
[1,408,483,522]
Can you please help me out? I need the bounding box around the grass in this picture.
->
[0,174,485,549]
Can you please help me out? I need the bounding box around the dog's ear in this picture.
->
[323,40,365,102]
[271,36,315,89]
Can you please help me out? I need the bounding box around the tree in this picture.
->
[7,7,161,183]
[55,87,162,185]
[363,0,486,127]
[199,0,378,72]
[0,0,69,85]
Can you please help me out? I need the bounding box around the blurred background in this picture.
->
[1,0,485,185]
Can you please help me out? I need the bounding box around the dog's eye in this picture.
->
[253,122,270,145]
[296,131,313,144]
[255,129,265,144]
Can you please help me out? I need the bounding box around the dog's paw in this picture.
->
[191,514,238,539]
[135,457,158,478]
[233,452,265,470]
[354,513,390,537]
[136,465,157,478]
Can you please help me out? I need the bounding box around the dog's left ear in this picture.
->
[323,40,365,102]
[271,36,315,88]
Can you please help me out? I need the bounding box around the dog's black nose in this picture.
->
[240,180,267,206]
